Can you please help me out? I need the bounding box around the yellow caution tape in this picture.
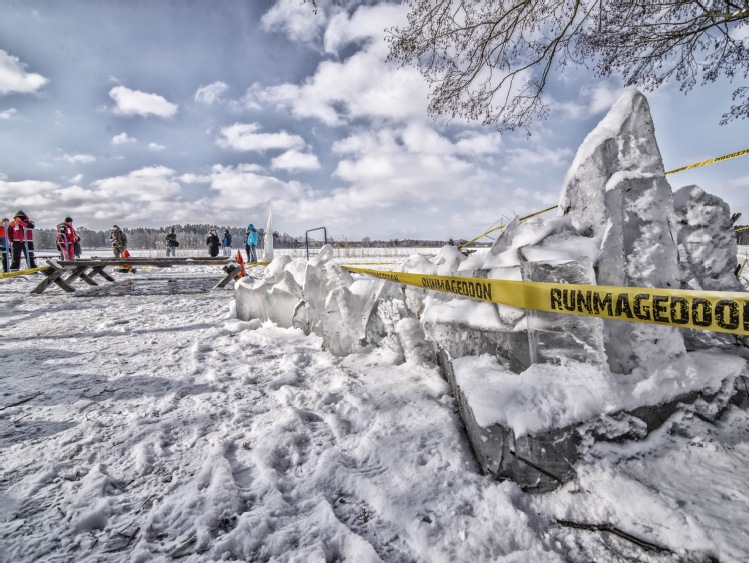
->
[344,266,749,336]
[459,205,558,249]
[735,225,749,233]
[666,147,749,175]
[0,266,48,280]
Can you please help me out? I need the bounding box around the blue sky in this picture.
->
[0,0,747,240]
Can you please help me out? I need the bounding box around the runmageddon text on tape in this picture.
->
[343,266,749,336]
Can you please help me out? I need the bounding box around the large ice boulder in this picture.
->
[673,185,742,292]
[559,89,665,238]
[561,89,688,375]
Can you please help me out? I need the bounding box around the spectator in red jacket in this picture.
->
[8,210,37,270]
[56,216,77,260]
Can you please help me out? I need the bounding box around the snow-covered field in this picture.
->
[2,262,749,562]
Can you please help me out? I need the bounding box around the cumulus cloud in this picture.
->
[111,132,137,145]
[256,47,429,126]
[56,153,96,164]
[69,174,83,183]
[0,108,17,119]
[270,149,321,172]
[261,0,329,43]
[109,85,178,118]
[0,50,48,95]
[277,126,501,229]
[217,123,306,152]
[209,163,304,204]
[323,4,405,55]
[179,173,212,184]
[195,81,228,104]
[147,142,166,151]
[92,166,181,202]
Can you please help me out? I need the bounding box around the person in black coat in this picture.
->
[206,229,220,257]
[165,227,178,257]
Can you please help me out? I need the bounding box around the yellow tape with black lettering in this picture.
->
[344,266,749,336]
[0,266,48,280]
[735,225,749,233]
[666,147,749,175]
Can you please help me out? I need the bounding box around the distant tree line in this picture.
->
[29,224,457,250]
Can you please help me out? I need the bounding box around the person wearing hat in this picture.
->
[221,228,232,257]
[206,228,220,257]
[109,224,128,258]
[56,216,77,260]
[8,210,37,270]
[0,217,10,273]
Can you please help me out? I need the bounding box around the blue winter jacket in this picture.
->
[246,224,258,246]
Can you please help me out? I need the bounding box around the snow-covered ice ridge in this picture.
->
[237,89,749,495]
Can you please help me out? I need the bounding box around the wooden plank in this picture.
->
[57,258,230,267]
[214,264,242,289]
[65,265,98,286]
[89,265,115,282]
[31,265,75,294]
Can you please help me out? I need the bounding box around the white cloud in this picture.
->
[111,132,137,145]
[0,108,17,119]
[147,142,166,151]
[195,81,228,104]
[323,4,405,55]
[0,50,48,95]
[109,85,178,118]
[179,173,212,184]
[56,153,96,164]
[92,166,181,202]
[257,46,430,126]
[69,174,83,183]
[280,126,500,227]
[217,123,306,152]
[209,163,304,204]
[261,0,329,43]
[270,149,321,172]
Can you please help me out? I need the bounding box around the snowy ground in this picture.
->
[2,263,749,562]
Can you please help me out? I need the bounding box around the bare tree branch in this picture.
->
[386,0,749,132]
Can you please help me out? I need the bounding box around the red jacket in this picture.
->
[58,222,77,244]
[8,218,34,242]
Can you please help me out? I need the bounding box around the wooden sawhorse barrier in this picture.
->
[31,257,244,294]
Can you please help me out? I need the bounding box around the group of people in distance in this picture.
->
[1,215,261,273]
[203,223,259,263]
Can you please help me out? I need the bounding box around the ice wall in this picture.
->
[234,89,746,492]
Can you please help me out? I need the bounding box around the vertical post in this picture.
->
[305,227,327,260]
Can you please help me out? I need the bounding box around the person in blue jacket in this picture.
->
[221,229,233,257]
[246,224,258,263]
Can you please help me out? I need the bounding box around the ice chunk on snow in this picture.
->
[673,185,743,292]
[599,173,687,375]
[519,256,605,366]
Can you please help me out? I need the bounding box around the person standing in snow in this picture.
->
[8,210,37,270]
[56,217,77,260]
[0,217,10,273]
[109,225,127,258]
[221,229,232,257]
[165,227,178,257]
[245,223,258,263]
[206,229,220,257]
